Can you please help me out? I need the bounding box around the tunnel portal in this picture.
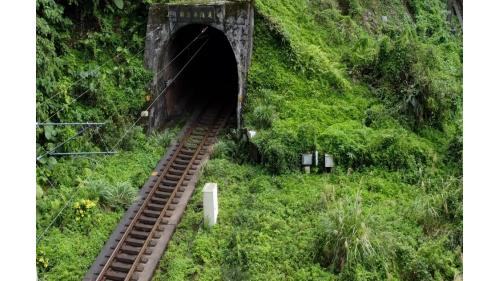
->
[144,2,254,131]
[164,24,239,119]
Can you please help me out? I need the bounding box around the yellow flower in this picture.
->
[37,256,49,268]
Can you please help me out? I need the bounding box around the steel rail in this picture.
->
[87,103,231,281]
[48,152,117,156]
[95,122,199,280]
[36,122,106,126]
[111,37,210,151]
[123,115,216,281]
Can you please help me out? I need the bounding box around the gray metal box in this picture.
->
[302,153,313,166]
[324,154,334,168]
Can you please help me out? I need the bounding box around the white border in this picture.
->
[463,1,500,279]
[0,1,497,280]
[0,1,37,280]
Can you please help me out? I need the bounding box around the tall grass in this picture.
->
[315,191,377,273]
[86,178,138,210]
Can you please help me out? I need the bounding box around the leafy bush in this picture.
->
[84,178,107,200]
[396,238,461,281]
[337,0,361,16]
[296,122,319,152]
[37,249,50,272]
[253,132,298,174]
[36,0,151,160]
[363,23,462,131]
[211,139,236,160]
[413,176,463,245]
[414,238,461,280]
[447,120,463,165]
[248,176,273,193]
[151,128,179,148]
[319,121,435,170]
[221,231,251,281]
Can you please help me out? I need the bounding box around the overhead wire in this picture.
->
[95,125,111,152]
[111,36,211,151]
[35,127,111,244]
[36,125,92,161]
[36,183,81,244]
[36,27,211,245]
[36,122,106,126]
[36,28,209,163]
[42,32,150,104]
[40,38,148,122]
[39,26,208,124]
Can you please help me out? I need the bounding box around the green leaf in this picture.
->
[36,184,44,199]
[113,0,124,9]
[44,125,56,140]
[48,157,58,167]
[38,156,47,165]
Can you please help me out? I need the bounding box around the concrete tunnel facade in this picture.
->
[144,2,254,131]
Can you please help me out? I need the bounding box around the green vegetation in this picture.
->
[244,0,462,174]
[36,0,462,280]
[36,0,151,159]
[152,160,462,280]
[35,1,175,279]
[36,128,181,280]
[153,0,462,280]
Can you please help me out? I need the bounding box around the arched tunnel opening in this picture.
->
[163,24,239,126]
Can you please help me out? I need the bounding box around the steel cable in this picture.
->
[111,37,210,151]
[42,32,150,104]
[36,29,211,245]
[39,26,208,124]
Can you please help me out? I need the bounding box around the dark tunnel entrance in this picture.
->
[163,24,239,125]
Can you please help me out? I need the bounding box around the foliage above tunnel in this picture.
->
[36,0,152,161]
[241,0,462,174]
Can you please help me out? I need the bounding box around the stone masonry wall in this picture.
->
[144,1,254,131]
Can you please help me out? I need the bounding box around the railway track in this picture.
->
[84,104,231,281]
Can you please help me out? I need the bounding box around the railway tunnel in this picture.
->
[163,24,239,121]
[144,2,254,131]
[84,3,254,280]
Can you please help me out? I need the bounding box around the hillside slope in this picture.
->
[36,0,462,280]
[152,0,462,280]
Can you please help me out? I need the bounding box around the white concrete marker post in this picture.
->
[247,130,257,139]
[203,183,218,227]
